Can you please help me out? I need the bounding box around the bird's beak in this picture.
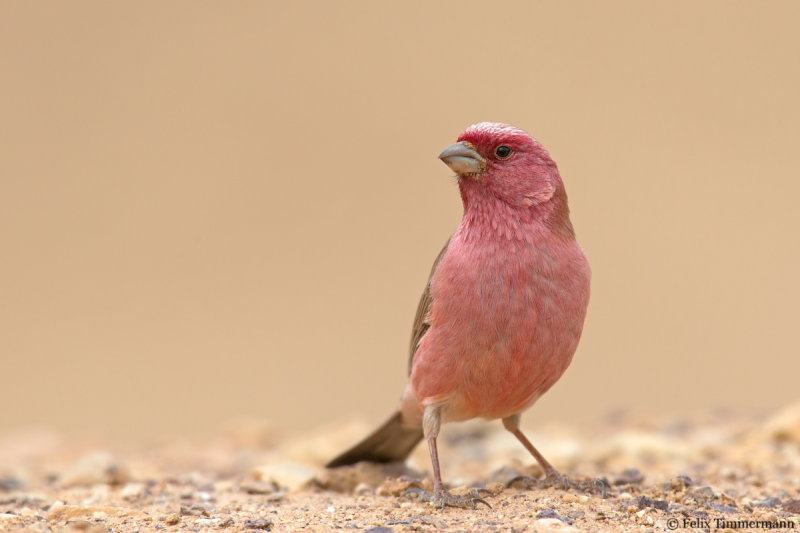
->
[438,141,486,177]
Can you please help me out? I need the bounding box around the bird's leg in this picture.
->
[502,414,568,488]
[405,405,490,509]
[427,430,446,494]
[502,414,609,496]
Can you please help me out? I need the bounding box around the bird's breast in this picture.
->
[408,230,590,421]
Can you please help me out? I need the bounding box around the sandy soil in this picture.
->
[2,405,800,532]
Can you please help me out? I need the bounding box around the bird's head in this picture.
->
[439,122,564,211]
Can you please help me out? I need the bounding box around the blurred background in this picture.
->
[1,1,798,441]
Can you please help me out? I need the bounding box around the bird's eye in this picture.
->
[494,145,512,159]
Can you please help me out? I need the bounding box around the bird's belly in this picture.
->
[409,239,590,422]
[446,288,582,422]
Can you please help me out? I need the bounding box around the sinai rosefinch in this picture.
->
[327,122,591,508]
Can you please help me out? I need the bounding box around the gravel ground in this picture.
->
[2,405,800,532]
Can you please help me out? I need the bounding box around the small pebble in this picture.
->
[241,480,279,495]
[354,482,372,495]
[535,518,580,532]
[120,482,146,500]
[0,476,25,491]
[784,499,800,513]
[690,486,716,503]
[707,502,739,514]
[56,452,128,488]
[243,518,273,530]
[614,468,645,486]
[670,475,693,491]
[537,509,572,524]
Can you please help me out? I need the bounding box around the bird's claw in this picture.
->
[403,487,492,509]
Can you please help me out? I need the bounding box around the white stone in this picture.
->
[535,518,580,532]
[252,461,316,491]
[120,482,146,500]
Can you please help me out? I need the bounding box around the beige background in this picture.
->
[1,1,798,440]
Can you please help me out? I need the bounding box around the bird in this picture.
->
[327,122,591,508]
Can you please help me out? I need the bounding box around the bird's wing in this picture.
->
[407,239,451,375]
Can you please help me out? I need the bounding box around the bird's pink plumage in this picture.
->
[402,123,590,425]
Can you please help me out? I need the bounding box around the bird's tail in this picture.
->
[326,410,424,468]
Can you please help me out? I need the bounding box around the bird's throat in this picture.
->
[458,181,574,242]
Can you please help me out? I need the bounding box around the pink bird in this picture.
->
[328,122,591,508]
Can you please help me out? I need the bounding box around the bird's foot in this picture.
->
[404,487,492,509]
[507,472,610,497]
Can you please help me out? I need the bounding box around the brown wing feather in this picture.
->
[408,239,450,375]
